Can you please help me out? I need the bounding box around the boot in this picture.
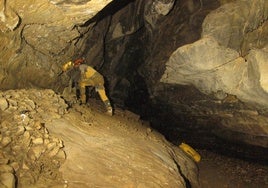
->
[80,94,86,104]
[104,100,113,116]
[106,106,113,116]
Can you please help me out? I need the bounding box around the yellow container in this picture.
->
[179,142,201,163]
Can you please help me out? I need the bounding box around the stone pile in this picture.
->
[0,89,68,188]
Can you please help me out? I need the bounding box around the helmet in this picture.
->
[74,58,85,67]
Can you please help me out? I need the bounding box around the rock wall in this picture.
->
[0,0,112,90]
[161,0,268,106]
[159,0,268,147]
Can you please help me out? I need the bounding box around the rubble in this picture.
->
[0,89,67,187]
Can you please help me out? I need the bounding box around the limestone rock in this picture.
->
[144,0,175,30]
[161,0,268,107]
[160,0,268,147]
[0,97,8,111]
[46,116,196,188]
[0,89,71,187]
[0,173,16,188]
[0,165,14,173]
[1,137,12,147]
[16,126,25,136]
[32,138,44,145]
[0,0,20,32]
[0,88,198,187]
[0,159,9,165]
[0,0,113,89]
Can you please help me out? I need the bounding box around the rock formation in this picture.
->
[0,0,113,89]
[0,89,199,187]
[0,89,67,187]
[160,0,268,147]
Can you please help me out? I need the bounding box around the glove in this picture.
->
[62,61,73,72]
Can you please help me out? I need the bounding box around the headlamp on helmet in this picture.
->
[74,58,85,67]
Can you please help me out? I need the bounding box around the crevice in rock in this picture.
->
[83,0,136,26]
[174,159,192,188]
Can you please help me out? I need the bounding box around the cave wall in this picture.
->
[159,0,268,148]
[77,0,146,107]
[0,0,113,90]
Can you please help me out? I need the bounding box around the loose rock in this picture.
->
[0,98,9,111]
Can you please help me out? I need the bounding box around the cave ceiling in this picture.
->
[0,0,268,149]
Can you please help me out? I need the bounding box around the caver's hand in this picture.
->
[62,61,73,72]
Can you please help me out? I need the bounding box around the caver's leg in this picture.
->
[96,85,113,115]
[79,82,87,104]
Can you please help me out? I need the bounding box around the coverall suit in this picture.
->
[62,60,113,115]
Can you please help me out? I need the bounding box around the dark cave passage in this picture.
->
[122,72,268,165]
[126,95,268,165]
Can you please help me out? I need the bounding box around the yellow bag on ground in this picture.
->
[179,142,201,163]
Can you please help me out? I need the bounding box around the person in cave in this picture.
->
[61,58,113,116]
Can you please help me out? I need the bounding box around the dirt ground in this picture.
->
[198,149,268,188]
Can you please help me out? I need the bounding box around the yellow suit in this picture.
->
[62,61,113,115]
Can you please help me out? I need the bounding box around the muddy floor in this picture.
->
[198,149,268,188]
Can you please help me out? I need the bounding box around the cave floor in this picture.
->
[197,149,268,188]
[46,97,268,188]
[76,99,268,188]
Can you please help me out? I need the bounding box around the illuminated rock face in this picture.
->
[0,0,268,148]
[162,0,268,106]
[160,0,268,147]
[0,0,175,90]
[0,0,113,89]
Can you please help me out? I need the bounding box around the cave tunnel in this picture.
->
[82,0,268,163]
[0,0,268,187]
